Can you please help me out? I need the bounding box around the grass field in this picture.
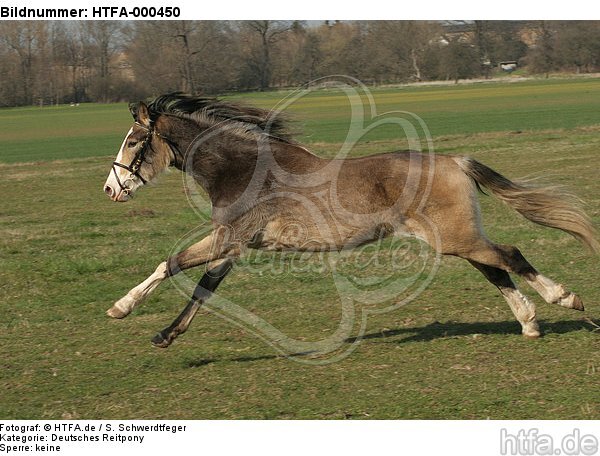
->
[1,78,599,419]
[1,77,600,163]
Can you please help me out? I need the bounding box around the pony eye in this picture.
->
[127,141,138,148]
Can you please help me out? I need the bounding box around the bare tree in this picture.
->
[83,21,122,102]
[172,21,201,94]
[52,23,93,102]
[313,22,370,80]
[181,21,236,94]
[553,21,600,73]
[0,21,40,104]
[125,22,180,95]
[294,30,322,84]
[439,35,479,83]
[486,21,528,65]
[367,21,442,82]
[2,20,600,107]
[243,21,291,90]
[473,20,493,77]
[526,21,557,78]
[126,21,237,96]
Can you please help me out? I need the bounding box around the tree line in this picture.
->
[1,20,599,107]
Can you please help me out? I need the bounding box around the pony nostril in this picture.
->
[104,185,114,197]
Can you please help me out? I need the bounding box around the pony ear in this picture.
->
[129,101,151,127]
[128,102,138,120]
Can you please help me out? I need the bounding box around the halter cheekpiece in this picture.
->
[111,122,152,195]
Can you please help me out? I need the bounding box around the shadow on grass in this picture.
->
[186,351,316,368]
[345,318,600,344]
[186,358,218,368]
[185,319,598,368]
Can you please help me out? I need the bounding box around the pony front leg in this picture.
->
[106,227,235,319]
[107,261,169,319]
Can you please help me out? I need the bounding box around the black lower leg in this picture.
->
[152,260,233,348]
[468,260,515,290]
[468,260,540,336]
[495,244,538,279]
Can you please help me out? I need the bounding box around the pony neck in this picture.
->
[166,117,261,205]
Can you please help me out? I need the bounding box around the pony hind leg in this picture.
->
[152,258,234,348]
[523,273,584,311]
[468,242,584,311]
[468,260,541,338]
[406,224,540,337]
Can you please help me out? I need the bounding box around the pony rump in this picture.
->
[456,157,600,253]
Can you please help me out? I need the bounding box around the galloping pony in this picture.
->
[103,93,598,347]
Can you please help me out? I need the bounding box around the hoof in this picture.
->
[558,293,585,311]
[151,331,173,348]
[106,305,129,319]
[106,295,137,319]
[521,320,540,339]
[569,293,584,311]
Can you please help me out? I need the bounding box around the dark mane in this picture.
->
[146,92,295,143]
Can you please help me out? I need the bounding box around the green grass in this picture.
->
[0,103,130,163]
[237,78,600,143]
[1,78,600,419]
[1,78,600,163]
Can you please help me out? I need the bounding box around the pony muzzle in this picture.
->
[105,162,142,202]
[104,184,131,202]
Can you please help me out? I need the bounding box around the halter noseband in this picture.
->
[111,122,153,195]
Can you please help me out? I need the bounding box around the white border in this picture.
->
[4,0,600,20]
[1,420,599,456]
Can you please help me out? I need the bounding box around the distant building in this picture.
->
[499,61,518,72]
